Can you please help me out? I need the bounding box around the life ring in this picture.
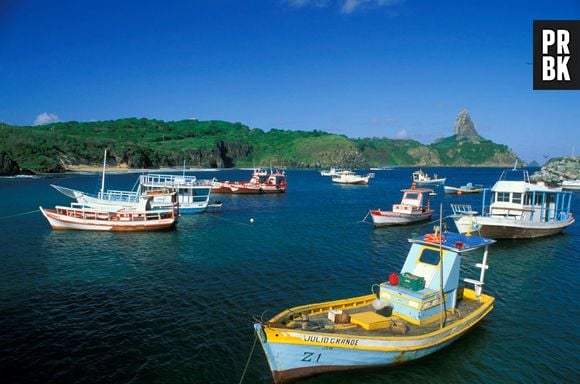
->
[424,233,445,243]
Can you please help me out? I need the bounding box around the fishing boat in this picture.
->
[369,186,434,226]
[561,179,580,191]
[211,169,287,194]
[444,183,483,195]
[320,167,343,176]
[331,171,375,185]
[139,174,212,213]
[450,168,575,239]
[412,170,446,187]
[52,151,213,214]
[39,193,178,231]
[254,230,496,383]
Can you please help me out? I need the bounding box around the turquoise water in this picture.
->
[0,168,578,383]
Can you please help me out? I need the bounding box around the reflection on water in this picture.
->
[0,168,578,383]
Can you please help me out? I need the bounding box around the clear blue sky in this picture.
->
[1,0,579,163]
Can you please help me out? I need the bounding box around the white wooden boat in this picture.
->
[451,169,575,239]
[412,170,446,186]
[39,193,178,231]
[255,231,496,383]
[331,171,375,185]
[52,150,212,214]
[370,187,433,226]
[444,183,483,194]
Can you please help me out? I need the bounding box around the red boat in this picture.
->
[211,169,287,194]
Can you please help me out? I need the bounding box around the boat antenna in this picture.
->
[100,149,107,199]
[183,157,186,177]
[438,203,446,329]
[512,159,518,171]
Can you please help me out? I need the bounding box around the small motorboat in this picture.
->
[369,186,433,226]
[412,170,446,187]
[444,183,483,194]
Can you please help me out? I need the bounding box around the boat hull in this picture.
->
[40,207,176,232]
[452,215,575,239]
[255,292,494,384]
[370,210,432,226]
[415,179,445,187]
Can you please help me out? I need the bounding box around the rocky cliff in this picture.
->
[0,152,20,176]
[454,109,481,143]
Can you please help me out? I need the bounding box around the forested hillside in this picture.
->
[0,111,520,174]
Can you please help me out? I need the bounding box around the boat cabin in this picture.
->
[483,169,573,223]
[392,187,432,213]
[379,232,494,326]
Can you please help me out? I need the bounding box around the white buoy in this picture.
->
[250,218,254,224]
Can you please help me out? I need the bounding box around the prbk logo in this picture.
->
[534,20,580,90]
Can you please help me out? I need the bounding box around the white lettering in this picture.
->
[557,56,571,80]
[543,56,556,80]
[543,29,555,54]
[557,30,570,54]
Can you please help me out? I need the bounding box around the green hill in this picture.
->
[0,110,520,174]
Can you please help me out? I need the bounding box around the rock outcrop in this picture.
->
[0,152,20,175]
[530,156,580,185]
[454,110,480,143]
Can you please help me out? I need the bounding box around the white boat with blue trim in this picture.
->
[52,150,214,214]
[254,231,495,383]
[451,168,575,239]
[412,170,446,187]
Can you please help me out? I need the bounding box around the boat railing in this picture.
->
[140,174,214,188]
[450,204,478,216]
[98,189,140,202]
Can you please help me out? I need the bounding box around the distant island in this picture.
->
[0,110,521,175]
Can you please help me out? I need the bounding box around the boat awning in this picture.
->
[409,232,495,252]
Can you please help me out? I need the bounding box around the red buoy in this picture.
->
[389,273,399,285]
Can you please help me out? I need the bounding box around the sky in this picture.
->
[1,0,579,163]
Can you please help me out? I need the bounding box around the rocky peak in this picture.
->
[454,110,480,142]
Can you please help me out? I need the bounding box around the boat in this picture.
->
[254,230,496,383]
[369,186,434,226]
[211,169,287,194]
[444,183,483,195]
[561,179,580,191]
[331,171,375,185]
[320,167,343,176]
[370,167,393,171]
[139,174,212,213]
[52,151,213,214]
[39,192,178,231]
[450,168,575,239]
[412,170,446,187]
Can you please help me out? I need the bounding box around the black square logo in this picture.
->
[533,20,580,90]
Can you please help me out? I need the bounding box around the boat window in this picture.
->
[496,192,510,202]
[512,192,522,204]
[419,248,440,265]
[524,193,532,205]
[405,193,419,200]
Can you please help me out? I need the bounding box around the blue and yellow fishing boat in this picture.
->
[254,231,496,383]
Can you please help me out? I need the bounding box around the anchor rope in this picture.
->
[238,332,258,384]
[203,213,252,226]
[0,209,40,220]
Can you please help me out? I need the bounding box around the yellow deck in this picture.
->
[349,311,392,330]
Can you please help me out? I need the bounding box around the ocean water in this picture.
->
[0,168,578,384]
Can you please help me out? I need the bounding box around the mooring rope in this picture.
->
[359,211,370,223]
[203,213,253,226]
[0,209,40,220]
[238,332,258,384]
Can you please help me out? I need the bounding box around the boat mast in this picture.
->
[438,204,445,329]
[100,149,107,199]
